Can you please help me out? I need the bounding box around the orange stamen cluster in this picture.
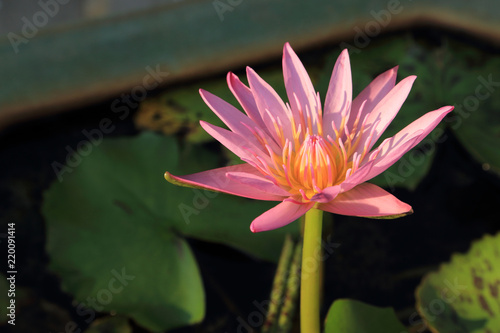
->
[249,100,380,202]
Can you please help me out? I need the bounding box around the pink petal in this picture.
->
[310,185,341,203]
[384,106,454,155]
[348,66,398,130]
[359,106,453,182]
[246,67,293,143]
[165,164,287,201]
[354,136,421,185]
[282,43,320,134]
[200,89,278,153]
[250,201,314,232]
[340,159,377,192]
[355,75,416,154]
[226,171,291,196]
[200,121,270,166]
[318,183,412,217]
[323,49,353,139]
[227,72,267,130]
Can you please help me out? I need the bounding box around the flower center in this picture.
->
[248,99,371,201]
[295,135,334,192]
[264,134,353,200]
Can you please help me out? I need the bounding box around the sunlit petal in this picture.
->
[318,183,412,217]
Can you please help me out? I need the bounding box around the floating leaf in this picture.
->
[416,232,500,333]
[324,299,407,333]
[43,132,297,331]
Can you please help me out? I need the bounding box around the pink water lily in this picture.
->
[165,43,453,233]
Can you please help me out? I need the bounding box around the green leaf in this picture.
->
[415,232,500,333]
[324,299,407,333]
[44,168,204,330]
[43,132,296,331]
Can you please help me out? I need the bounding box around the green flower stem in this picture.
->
[300,208,323,333]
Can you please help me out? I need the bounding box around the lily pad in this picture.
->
[324,299,407,333]
[43,132,297,331]
[415,232,500,333]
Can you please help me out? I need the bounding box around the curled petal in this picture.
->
[250,201,314,232]
[165,164,287,201]
[318,183,412,217]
